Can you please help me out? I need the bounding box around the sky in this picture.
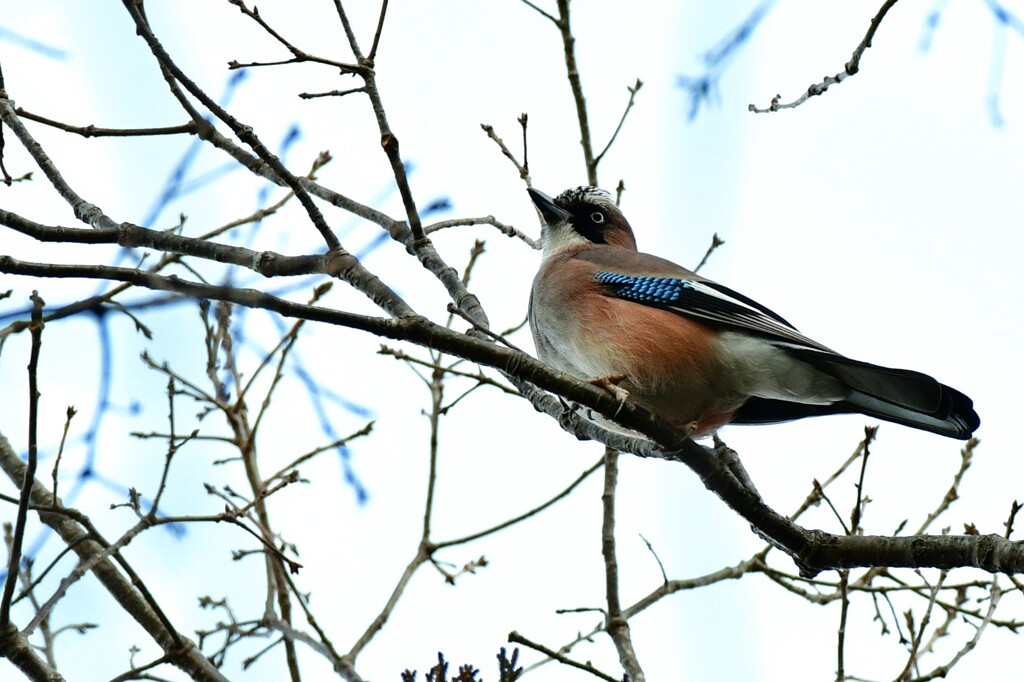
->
[1,1,1023,680]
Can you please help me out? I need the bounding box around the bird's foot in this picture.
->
[589,373,631,403]
[556,396,585,434]
[712,432,762,499]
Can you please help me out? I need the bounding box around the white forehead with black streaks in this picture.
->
[554,186,616,211]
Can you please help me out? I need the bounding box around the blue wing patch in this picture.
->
[593,272,694,304]
[593,270,833,352]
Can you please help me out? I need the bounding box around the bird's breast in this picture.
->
[530,256,747,433]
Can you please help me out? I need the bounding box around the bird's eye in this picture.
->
[591,211,605,224]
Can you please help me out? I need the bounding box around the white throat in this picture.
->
[541,222,591,261]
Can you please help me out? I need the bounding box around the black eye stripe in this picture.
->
[567,207,607,244]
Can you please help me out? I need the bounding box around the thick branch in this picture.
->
[0,257,1020,576]
[0,621,64,682]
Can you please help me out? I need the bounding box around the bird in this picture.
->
[527,185,980,440]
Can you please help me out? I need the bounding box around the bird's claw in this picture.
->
[589,373,631,403]
[712,433,762,499]
[557,397,584,432]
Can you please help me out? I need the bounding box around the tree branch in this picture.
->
[0,293,44,627]
[601,447,645,680]
[0,434,228,681]
[749,0,901,113]
[1,255,1018,577]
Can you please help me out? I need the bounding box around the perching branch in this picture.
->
[2,255,1020,578]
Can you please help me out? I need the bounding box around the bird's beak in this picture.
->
[528,188,572,225]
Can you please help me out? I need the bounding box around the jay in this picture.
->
[527,186,979,440]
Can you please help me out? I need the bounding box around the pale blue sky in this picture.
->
[1,1,1021,680]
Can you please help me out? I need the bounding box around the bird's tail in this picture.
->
[786,348,980,439]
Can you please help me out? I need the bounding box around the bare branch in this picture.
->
[367,0,390,63]
[601,448,645,680]
[226,0,362,73]
[555,0,596,184]
[692,232,726,274]
[299,86,367,99]
[519,0,558,24]
[0,434,228,681]
[15,108,195,137]
[749,0,901,113]
[122,0,343,252]
[508,630,618,682]
[0,99,118,228]
[425,215,539,249]
[594,78,643,167]
[436,457,604,548]
[480,122,531,185]
[0,293,44,627]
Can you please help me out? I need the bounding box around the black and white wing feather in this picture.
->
[591,270,980,439]
[593,271,833,352]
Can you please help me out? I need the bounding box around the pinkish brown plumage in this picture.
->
[527,186,979,440]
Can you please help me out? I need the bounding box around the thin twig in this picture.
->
[849,426,874,534]
[299,87,367,99]
[915,438,975,535]
[508,630,618,682]
[124,0,344,252]
[0,61,11,186]
[480,123,530,185]
[594,79,643,167]
[0,292,44,627]
[15,108,196,137]
[447,304,526,352]
[0,435,224,679]
[367,0,389,63]
[226,0,361,73]
[897,570,947,680]
[909,581,1001,681]
[378,347,519,396]
[436,457,603,548]
[519,0,558,24]
[692,232,725,274]
[267,423,374,483]
[50,406,76,509]
[518,112,530,180]
[425,215,539,249]
[836,569,849,682]
[814,479,851,535]
[749,0,901,113]
[1005,500,1022,539]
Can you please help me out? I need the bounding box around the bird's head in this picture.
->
[528,186,638,258]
